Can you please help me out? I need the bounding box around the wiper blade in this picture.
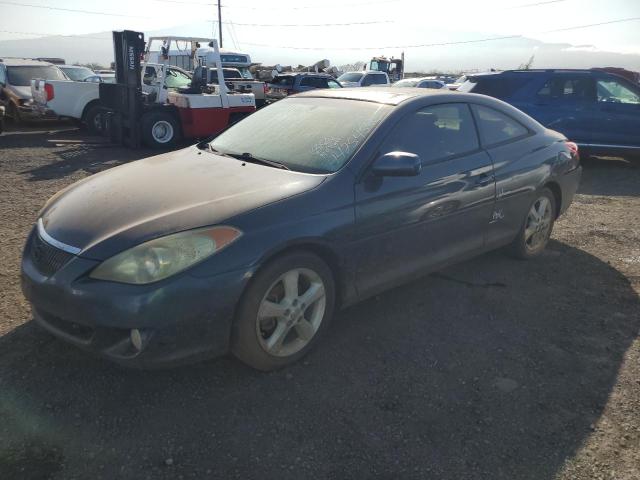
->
[227,152,290,170]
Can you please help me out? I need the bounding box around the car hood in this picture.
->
[40,146,325,260]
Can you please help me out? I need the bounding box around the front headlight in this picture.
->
[90,226,242,284]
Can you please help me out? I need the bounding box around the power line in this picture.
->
[0,29,109,40]
[0,1,391,26]
[231,20,392,27]
[241,15,640,50]
[0,0,149,18]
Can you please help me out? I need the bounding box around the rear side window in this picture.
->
[300,76,329,88]
[362,74,386,86]
[270,76,295,87]
[537,76,596,102]
[460,76,531,99]
[472,105,529,146]
[381,103,479,164]
[0,66,6,85]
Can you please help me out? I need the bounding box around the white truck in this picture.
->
[32,35,255,148]
[31,63,191,134]
[146,41,267,107]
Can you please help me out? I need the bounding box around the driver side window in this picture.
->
[597,79,640,104]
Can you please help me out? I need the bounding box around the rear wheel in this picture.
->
[510,188,556,259]
[141,111,180,149]
[232,252,335,371]
[83,104,107,135]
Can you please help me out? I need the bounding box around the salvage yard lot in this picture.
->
[0,123,639,479]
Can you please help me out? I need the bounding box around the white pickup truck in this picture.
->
[31,64,191,134]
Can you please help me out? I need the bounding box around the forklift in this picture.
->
[100,31,255,149]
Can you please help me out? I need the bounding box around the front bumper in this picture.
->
[21,229,251,368]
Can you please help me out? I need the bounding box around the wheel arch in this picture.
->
[251,239,349,310]
[80,99,102,122]
[543,180,562,218]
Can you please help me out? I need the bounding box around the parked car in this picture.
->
[337,70,390,87]
[58,65,96,82]
[21,88,581,371]
[458,69,640,157]
[84,73,116,84]
[0,58,67,122]
[394,77,447,89]
[266,72,341,102]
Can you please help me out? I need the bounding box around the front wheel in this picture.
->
[509,188,556,259]
[232,252,336,371]
[141,111,181,149]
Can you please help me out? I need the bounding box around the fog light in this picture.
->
[130,329,143,351]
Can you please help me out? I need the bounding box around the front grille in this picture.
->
[29,231,75,276]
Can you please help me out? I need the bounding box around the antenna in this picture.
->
[217,1,223,48]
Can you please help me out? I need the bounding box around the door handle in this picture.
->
[475,173,495,186]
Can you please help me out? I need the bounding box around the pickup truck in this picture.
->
[31,64,192,134]
[206,67,267,105]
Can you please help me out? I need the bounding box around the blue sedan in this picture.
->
[21,88,581,371]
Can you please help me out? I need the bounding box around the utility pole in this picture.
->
[218,1,223,48]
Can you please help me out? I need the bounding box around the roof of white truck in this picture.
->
[0,58,53,66]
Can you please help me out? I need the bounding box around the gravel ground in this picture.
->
[0,122,638,480]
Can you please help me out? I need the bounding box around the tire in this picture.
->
[83,104,107,135]
[141,111,180,149]
[509,188,556,259]
[232,251,336,371]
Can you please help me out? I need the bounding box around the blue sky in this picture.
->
[0,0,639,69]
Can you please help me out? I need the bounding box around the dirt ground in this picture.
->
[0,122,638,480]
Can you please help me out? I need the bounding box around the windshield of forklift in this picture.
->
[210,97,391,174]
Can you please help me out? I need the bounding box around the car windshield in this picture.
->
[7,65,67,86]
[237,67,253,79]
[210,97,391,174]
[337,72,363,83]
[395,79,418,87]
[61,66,94,81]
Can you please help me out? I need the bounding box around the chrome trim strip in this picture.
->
[576,143,640,150]
[37,218,82,255]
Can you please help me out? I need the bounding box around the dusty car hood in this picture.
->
[40,146,325,259]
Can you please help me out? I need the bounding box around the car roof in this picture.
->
[296,86,454,105]
[0,58,54,67]
[401,77,444,82]
[275,72,334,78]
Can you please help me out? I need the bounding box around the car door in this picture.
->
[523,73,597,144]
[470,103,541,247]
[353,103,496,296]
[591,75,640,148]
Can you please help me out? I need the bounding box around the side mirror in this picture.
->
[371,151,422,177]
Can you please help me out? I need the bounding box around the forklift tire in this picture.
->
[83,104,107,135]
[142,111,181,149]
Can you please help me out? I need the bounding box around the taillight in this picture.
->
[44,83,54,101]
[566,141,579,162]
[263,83,268,94]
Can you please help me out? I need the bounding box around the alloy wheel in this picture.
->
[256,268,326,357]
[524,196,552,251]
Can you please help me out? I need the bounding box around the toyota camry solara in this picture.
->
[21,88,582,371]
